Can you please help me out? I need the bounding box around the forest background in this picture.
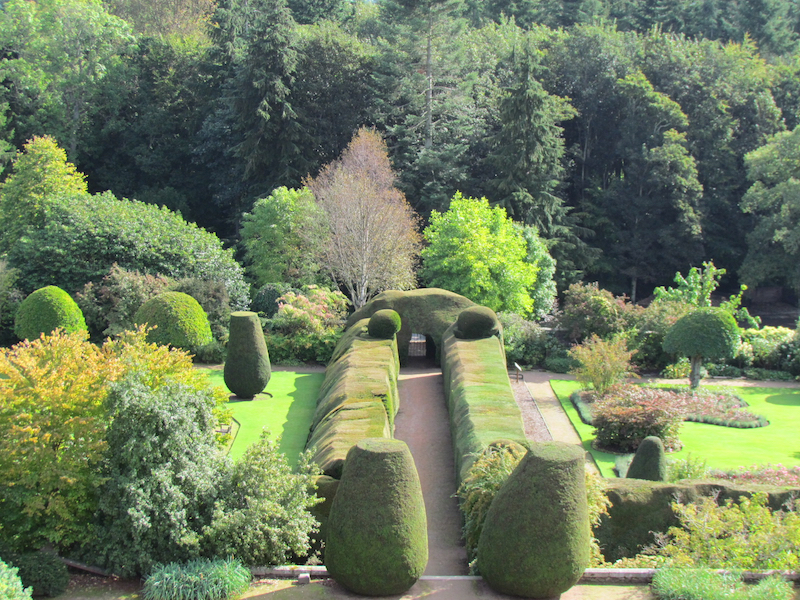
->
[2,0,800,304]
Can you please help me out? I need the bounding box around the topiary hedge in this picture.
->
[477,442,590,598]
[454,305,501,340]
[14,285,87,341]
[133,291,213,353]
[325,438,427,595]
[626,436,667,481]
[224,311,271,399]
[367,309,401,339]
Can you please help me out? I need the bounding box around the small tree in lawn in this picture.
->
[569,334,637,397]
[662,308,740,389]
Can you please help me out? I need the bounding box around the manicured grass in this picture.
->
[550,380,800,476]
[200,368,323,466]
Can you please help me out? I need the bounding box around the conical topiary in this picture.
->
[325,438,428,595]
[477,442,590,598]
[626,436,667,481]
[224,311,271,399]
[14,285,87,341]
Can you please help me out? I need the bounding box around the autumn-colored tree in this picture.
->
[305,128,421,308]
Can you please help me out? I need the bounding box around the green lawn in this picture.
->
[200,368,324,466]
[550,380,800,477]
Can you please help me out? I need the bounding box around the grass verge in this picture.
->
[200,368,324,466]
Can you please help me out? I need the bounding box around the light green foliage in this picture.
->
[6,191,249,309]
[0,137,87,253]
[0,560,32,600]
[660,493,800,570]
[520,225,558,319]
[653,261,760,328]
[134,291,213,353]
[240,187,326,288]
[662,308,741,388]
[652,568,794,600]
[95,373,228,577]
[14,285,87,341]
[143,558,251,600]
[421,193,540,316]
[203,432,320,566]
[569,334,637,396]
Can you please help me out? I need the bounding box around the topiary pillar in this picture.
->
[626,436,667,481]
[477,442,590,598]
[224,311,271,399]
[325,438,428,595]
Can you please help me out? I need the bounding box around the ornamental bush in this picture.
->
[626,436,667,482]
[593,385,687,452]
[1,551,68,598]
[454,305,501,339]
[224,311,271,399]
[569,334,637,396]
[367,309,401,339]
[134,291,213,353]
[325,439,427,595]
[14,285,87,341]
[477,442,590,598]
[0,560,31,600]
[557,282,635,343]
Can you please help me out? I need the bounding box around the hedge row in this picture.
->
[441,322,527,484]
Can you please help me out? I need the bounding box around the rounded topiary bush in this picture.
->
[626,435,667,481]
[133,291,213,352]
[367,309,402,339]
[224,311,271,399]
[455,305,500,339]
[325,438,427,595]
[477,442,590,598]
[14,285,87,341]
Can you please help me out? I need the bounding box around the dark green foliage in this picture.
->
[134,291,213,353]
[325,438,427,595]
[346,288,475,365]
[477,442,590,597]
[626,436,667,482]
[14,286,87,341]
[0,551,68,598]
[251,283,295,318]
[264,330,340,365]
[6,192,249,309]
[224,311,271,399]
[0,559,31,600]
[498,312,552,368]
[367,309,401,339]
[441,323,528,483]
[454,305,501,340]
[94,374,227,577]
[0,261,23,346]
[142,558,251,600]
[557,282,632,343]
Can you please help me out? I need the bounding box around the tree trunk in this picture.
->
[689,355,703,389]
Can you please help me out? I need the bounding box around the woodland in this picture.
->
[3,0,800,302]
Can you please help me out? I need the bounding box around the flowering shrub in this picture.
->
[557,282,638,343]
[569,334,637,395]
[271,285,348,334]
[593,385,687,452]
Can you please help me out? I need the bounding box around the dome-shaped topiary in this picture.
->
[133,291,212,352]
[477,442,590,598]
[14,285,87,341]
[626,436,667,481]
[367,309,402,339]
[325,438,428,595]
[224,311,271,399]
[454,305,500,339]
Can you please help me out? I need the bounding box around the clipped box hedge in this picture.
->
[305,318,400,479]
[441,322,527,484]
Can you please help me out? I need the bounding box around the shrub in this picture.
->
[2,552,68,597]
[0,260,23,346]
[498,312,551,367]
[544,354,579,373]
[325,438,427,595]
[203,433,320,566]
[739,326,795,370]
[593,384,687,452]
[76,264,171,340]
[651,568,794,600]
[224,311,271,399]
[666,455,710,482]
[251,283,294,318]
[143,558,251,600]
[626,436,667,482]
[477,442,590,597]
[14,285,87,341]
[569,334,637,395]
[0,560,32,600]
[134,291,213,353]
[271,285,348,335]
[557,282,633,343]
[454,305,501,339]
[265,330,341,365]
[628,300,693,372]
[169,277,232,345]
[367,308,401,339]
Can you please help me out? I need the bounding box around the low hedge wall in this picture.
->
[596,478,800,562]
[441,322,527,484]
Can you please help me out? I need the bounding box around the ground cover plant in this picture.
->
[552,380,800,474]
[651,568,794,600]
[143,558,251,600]
[201,368,323,465]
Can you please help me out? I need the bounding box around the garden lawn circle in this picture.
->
[201,367,324,466]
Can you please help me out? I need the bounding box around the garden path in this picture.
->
[393,366,470,576]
